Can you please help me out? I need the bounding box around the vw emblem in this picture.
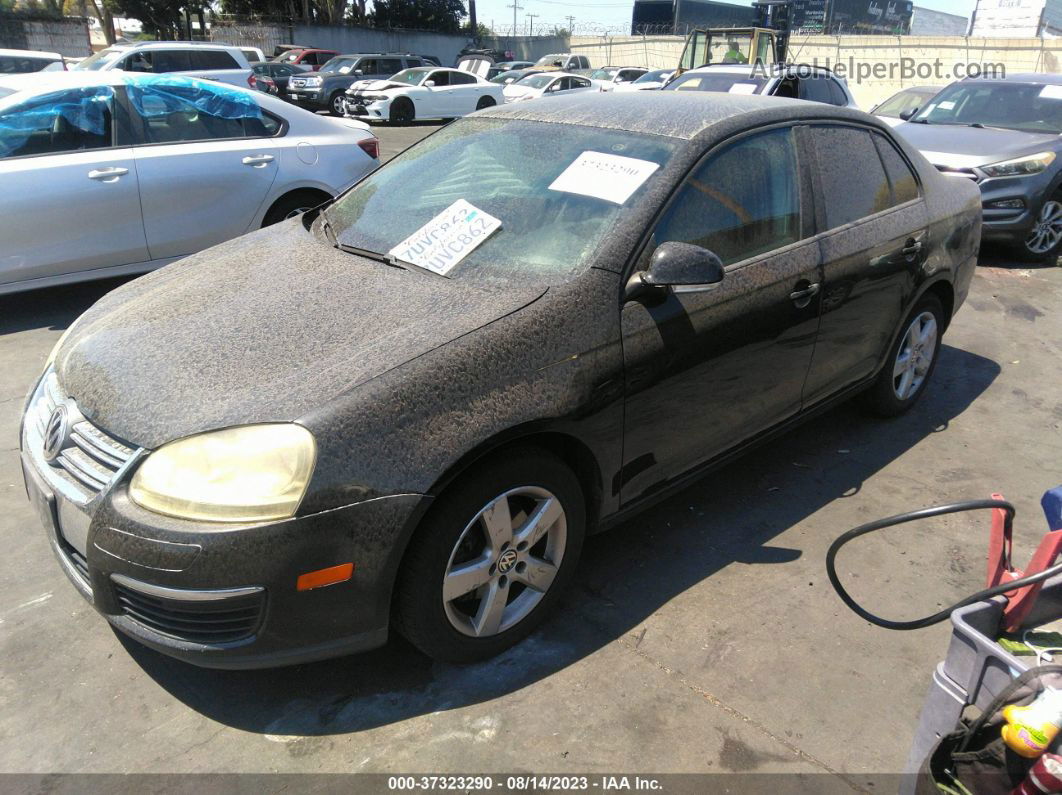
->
[497,548,518,574]
[42,405,68,463]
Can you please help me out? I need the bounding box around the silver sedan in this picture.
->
[0,71,380,295]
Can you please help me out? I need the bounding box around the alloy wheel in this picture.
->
[1026,200,1062,255]
[892,310,938,401]
[442,486,566,638]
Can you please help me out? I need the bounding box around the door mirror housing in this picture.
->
[899,106,920,121]
[626,242,725,301]
[353,68,363,76]
[424,80,436,88]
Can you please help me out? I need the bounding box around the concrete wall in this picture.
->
[570,34,1062,108]
[209,23,568,67]
[0,16,91,57]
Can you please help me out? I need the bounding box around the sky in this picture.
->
[471,0,981,37]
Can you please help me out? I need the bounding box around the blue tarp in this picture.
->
[123,74,263,121]
[0,85,112,157]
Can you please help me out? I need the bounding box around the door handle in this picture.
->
[242,154,275,167]
[901,239,924,257]
[789,282,821,306]
[87,167,128,181]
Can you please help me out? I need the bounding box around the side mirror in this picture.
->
[424,80,436,88]
[899,106,920,121]
[626,242,724,301]
[354,69,363,76]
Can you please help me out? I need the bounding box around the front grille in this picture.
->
[935,165,980,182]
[112,582,265,644]
[32,372,135,499]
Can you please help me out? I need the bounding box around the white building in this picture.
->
[970,0,1062,37]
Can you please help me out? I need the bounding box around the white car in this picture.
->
[871,85,943,127]
[614,68,675,92]
[502,72,595,104]
[663,63,858,108]
[587,66,649,92]
[0,72,379,295]
[343,67,504,124]
[0,48,66,73]
[75,41,255,90]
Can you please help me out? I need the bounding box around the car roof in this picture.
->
[0,47,63,59]
[110,41,239,51]
[476,91,872,140]
[995,72,1062,84]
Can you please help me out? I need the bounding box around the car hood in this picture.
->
[894,122,1060,169]
[53,220,545,449]
[350,79,407,92]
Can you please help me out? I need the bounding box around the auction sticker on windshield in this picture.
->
[388,200,501,276]
[549,151,660,205]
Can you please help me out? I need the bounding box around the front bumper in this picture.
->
[344,94,391,119]
[970,169,1056,244]
[286,88,326,109]
[21,373,429,669]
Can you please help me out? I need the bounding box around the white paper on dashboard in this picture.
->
[1040,85,1062,100]
[387,199,502,276]
[548,151,660,205]
[728,82,758,94]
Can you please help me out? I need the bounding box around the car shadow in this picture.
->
[116,342,1001,738]
[0,277,134,337]
[978,243,1058,270]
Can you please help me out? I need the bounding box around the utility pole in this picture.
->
[526,12,539,36]
[507,1,523,37]
[565,15,575,34]
[469,0,478,42]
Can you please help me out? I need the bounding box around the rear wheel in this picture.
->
[261,190,330,226]
[860,294,944,417]
[1016,196,1062,262]
[393,448,585,662]
[389,97,414,125]
[475,96,496,110]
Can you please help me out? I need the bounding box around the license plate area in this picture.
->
[22,460,58,538]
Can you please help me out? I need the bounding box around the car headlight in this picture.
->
[980,151,1056,178]
[129,424,317,523]
[304,76,322,88]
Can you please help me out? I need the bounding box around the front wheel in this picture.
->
[328,91,346,117]
[475,96,496,110]
[389,97,414,125]
[1016,196,1062,262]
[393,448,585,662]
[859,294,944,417]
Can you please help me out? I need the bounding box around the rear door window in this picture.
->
[827,79,848,106]
[378,58,404,75]
[190,50,239,70]
[873,133,920,204]
[810,126,893,229]
[798,76,833,104]
[126,80,274,144]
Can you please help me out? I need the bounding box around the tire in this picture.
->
[389,97,414,125]
[328,91,346,117]
[393,447,586,663]
[261,190,330,227]
[1013,195,1062,262]
[860,294,944,417]
[475,96,496,110]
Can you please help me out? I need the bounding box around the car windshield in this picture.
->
[320,57,358,74]
[876,87,938,117]
[665,72,765,94]
[326,118,678,287]
[634,69,671,84]
[590,69,619,80]
[518,74,555,89]
[912,81,1062,133]
[491,70,530,84]
[534,54,565,67]
[74,48,124,71]
[390,68,431,85]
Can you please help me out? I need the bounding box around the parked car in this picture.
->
[255,73,278,95]
[252,61,307,95]
[895,73,1062,261]
[269,48,339,71]
[0,48,66,73]
[489,67,544,87]
[588,66,649,92]
[664,63,857,108]
[240,47,266,64]
[871,85,942,126]
[288,53,426,116]
[533,53,591,72]
[74,41,256,90]
[487,60,534,79]
[502,71,594,103]
[344,66,504,123]
[0,72,379,295]
[272,44,315,58]
[614,68,673,92]
[20,91,979,668]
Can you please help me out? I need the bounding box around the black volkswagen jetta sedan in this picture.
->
[21,92,981,668]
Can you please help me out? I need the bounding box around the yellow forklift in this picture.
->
[674,0,794,75]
